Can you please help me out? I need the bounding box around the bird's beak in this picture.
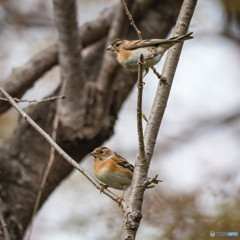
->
[106,45,114,51]
[90,152,97,158]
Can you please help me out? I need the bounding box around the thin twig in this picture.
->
[137,54,145,159]
[150,66,162,81]
[0,87,124,208]
[27,80,67,240]
[120,0,142,39]
[0,96,65,103]
[0,198,10,240]
[120,0,145,155]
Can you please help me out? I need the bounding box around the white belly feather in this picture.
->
[122,47,163,71]
[95,169,131,190]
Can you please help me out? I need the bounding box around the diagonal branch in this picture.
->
[0,95,64,103]
[120,0,142,39]
[0,87,122,207]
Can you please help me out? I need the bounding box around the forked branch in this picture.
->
[120,0,198,239]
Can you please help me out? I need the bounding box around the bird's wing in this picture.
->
[125,39,174,50]
[125,32,193,50]
[112,155,134,173]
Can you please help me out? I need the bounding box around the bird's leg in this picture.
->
[99,184,108,193]
[116,185,126,206]
[144,54,155,60]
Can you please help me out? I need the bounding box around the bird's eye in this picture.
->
[115,43,120,47]
[99,150,104,154]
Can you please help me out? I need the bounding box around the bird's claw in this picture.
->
[99,184,108,193]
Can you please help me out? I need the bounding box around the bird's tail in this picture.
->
[156,32,193,52]
[169,32,194,43]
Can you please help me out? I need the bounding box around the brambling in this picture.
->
[91,146,133,203]
[91,146,161,204]
[106,32,193,72]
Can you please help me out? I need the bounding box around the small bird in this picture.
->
[106,32,193,72]
[91,147,133,203]
[90,146,161,204]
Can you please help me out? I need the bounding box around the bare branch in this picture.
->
[120,0,142,39]
[137,54,145,159]
[150,66,162,82]
[0,87,122,207]
[0,96,65,103]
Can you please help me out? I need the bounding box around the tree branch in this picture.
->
[120,0,142,39]
[0,87,122,206]
[121,0,197,239]
[137,54,145,159]
[0,96,64,103]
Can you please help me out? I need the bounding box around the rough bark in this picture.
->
[0,0,183,239]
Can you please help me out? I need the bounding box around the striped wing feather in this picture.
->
[112,155,134,173]
[125,32,193,50]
